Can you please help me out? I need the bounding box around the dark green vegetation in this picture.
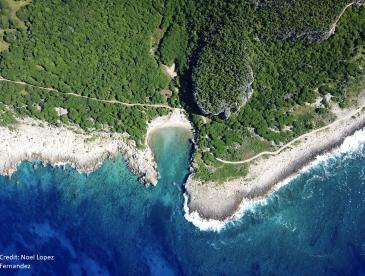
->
[0,0,169,102]
[157,0,365,181]
[251,0,353,41]
[0,0,365,182]
[0,0,29,51]
[0,0,29,31]
[0,0,17,30]
[192,33,254,116]
[0,0,173,144]
[0,81,168,144]
[0,102,16,127]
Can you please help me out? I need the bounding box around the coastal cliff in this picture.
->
[0,109,193,186]
[0,117,159,185]
[184,94,365,230]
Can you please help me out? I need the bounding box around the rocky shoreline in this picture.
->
[4,103,365,232]
[0,109,193,187]
[184,96,365,230]
[0,117,159,184]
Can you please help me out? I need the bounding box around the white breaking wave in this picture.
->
[183,193,270,232]
[184,127,365,232]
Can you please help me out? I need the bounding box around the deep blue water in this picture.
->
[1,127,365,275]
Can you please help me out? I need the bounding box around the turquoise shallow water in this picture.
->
[1,127,365,275]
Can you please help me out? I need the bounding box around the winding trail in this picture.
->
[217,0,365,165]
[0,76,178,110]
[326,1,362,38]
[216,103,365,164]
[2,75,364,168]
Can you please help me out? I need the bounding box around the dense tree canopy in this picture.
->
[192,31,253,117]
[157,0,365,181]
[251,0,354,41]
[0,0,169,103]
[0,0,365,182]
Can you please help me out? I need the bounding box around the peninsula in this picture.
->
[0,0,365,228]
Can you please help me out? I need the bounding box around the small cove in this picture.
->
[0,126,364,275]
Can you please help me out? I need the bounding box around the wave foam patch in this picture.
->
[310,127,365,167]
[183,194,266,232]
[184,127,365,232]
[183,193,227,232]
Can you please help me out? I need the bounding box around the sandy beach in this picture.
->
[185,94,365,230]
[0,109,192,186]
[145,109,193,145]
[2,95,365,232]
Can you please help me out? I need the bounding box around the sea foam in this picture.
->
[184,127,365,232]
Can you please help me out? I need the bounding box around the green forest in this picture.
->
[0,0,170,103]
[0,0,365,182]
[0,81,168,144]
[192,30,254,117]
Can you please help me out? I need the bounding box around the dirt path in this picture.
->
[216,103,365,164]
[0,76,178,110]
[327,1,359,37]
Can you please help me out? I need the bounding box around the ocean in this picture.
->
[1,126,365,275]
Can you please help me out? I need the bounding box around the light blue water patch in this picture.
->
[0,127,365,275]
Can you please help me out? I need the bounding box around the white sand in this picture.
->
[162,63,177,79]
[0,117,158,185]
[145,109,193,145]
[0,109,193,186]
[185,95,365,230]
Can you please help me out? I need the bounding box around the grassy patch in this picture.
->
[6,0,31,31]
[0,0,30,52]
[193,151,247,183]
[0,104,17,127]
[84,135,98,143]
[292,140,301,146]
[219,133,272,161]
[150,27,165,56]
[0,30,9,52]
